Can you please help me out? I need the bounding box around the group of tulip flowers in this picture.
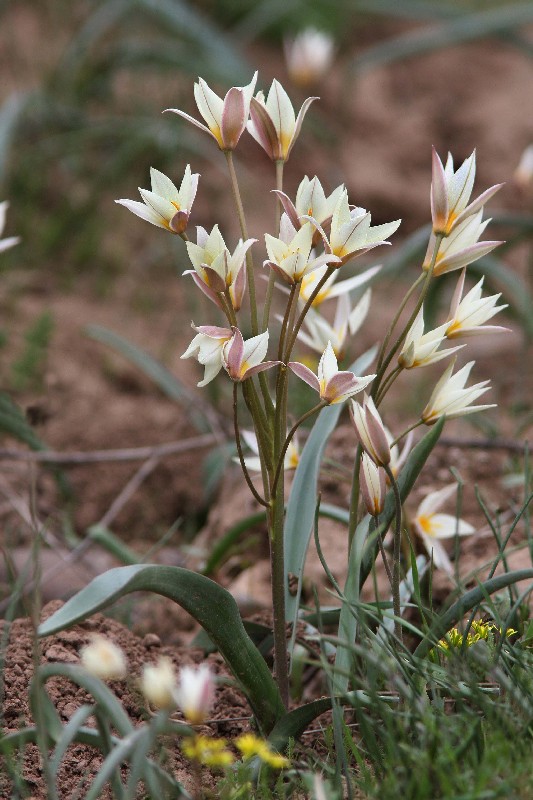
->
[117,71,508,703]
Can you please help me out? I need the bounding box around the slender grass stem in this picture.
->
[390,419,423,449]
[384,463,404,643]
[348,444,362,552]
[225,150,258,335]
[285,265,336,360]
[376,273,424,371]
[371,514,394,591]
[262,160,285,332]
[372,235,443,400]
[375,365,403,407]
[233,383,269,508]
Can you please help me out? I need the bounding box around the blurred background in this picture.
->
[0,0,531,564]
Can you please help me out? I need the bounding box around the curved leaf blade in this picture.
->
[414,569,533,659]
[38,565,284,732]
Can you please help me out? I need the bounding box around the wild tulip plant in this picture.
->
[38,73,531,749]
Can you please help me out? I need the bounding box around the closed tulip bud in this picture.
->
[360,453,386,517]
[350,394,390,465]
[80,635,127,681]
[140,657,178,710]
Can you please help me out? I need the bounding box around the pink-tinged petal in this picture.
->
[169,209,189,234]
[431,147,449,234]
[364,402,391,465]
[272,190,300,229]
[449,267,467,318]
[453,183,504,230]
[286,96,318,160]
[323,372,360,403]
[242,360,281,380]
[221,86,247,149]
[202,265,226,293]
[185,271,224,309]
[434,240,503,276]
[248,97,280,160]
[299,214,332,253]
[223,328,245,379]
[288,362,321,393]
[448,324,511,339]
[193,324,233,338]
[264,260,298,285]
[164,108,219,144]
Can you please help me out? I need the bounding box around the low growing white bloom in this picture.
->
[274,176,344,243]
[284,29,335,87]
[299,262,380,307]
[422,359,495,425]
[413,484,475,574]
[166,73,257,151]
[0,202,20,253]
[289,341,375,405]
[446,269,509,338]
[398,310,463,369]
[116,165,199,234]
[181,324,233,386]
[297,290,371,358]
[430,148,502,237]
[175,664,215,724]
[247,79,317,162]
[80,635,127,681]
[140,657,177,710]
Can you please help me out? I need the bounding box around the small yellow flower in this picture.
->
[182,734,234,767]
[236,733,290,769]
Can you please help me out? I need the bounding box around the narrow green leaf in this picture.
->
[85,324,213,431]
[38,565,284,732]
[0,92,32,183]
[33,664,134,737]
[284,346,378,625]
[50,704,94,775]
[414,569,533,659]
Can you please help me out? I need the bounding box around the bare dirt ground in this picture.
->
[0,9,532,797]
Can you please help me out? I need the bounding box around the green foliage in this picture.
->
[38,564,285,733]
[10,310,54,391]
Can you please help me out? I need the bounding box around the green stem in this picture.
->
[384,463,403,643]
[262,160,285,333]
[375,365,403,407]
[390,418,423,449]
[285,265,336,360]
[348,444,362,552]
[278,284,298,361]
[371,514,394,593]
[372,235,443,400]
[225,150,258,335]
[269,488,289,708]
[233,383,269,507]
[271,401,326,497]
[376,273,424,371]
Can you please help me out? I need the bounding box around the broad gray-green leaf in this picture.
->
[38,565,284,732]
[284,345,378,626]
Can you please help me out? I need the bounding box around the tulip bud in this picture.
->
[284,29,335,88]
[360,453,386,517]
[514,144,533,197]
[350,394,390,465]
[140,657,178,710]
[175,664,215,724]
[80,635,127,681]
